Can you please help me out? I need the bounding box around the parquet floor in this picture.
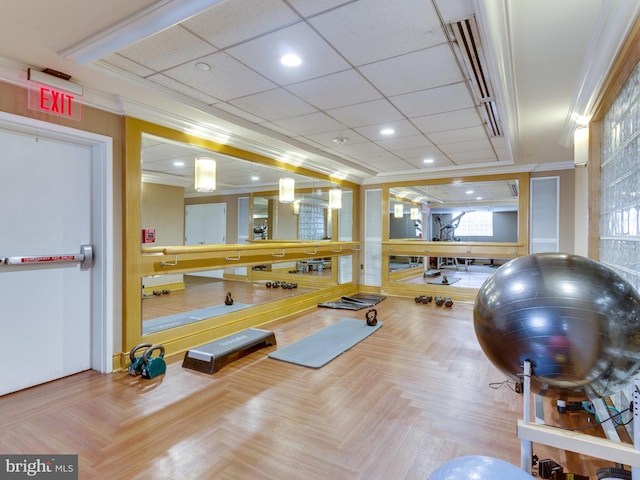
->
[0,297,623,479]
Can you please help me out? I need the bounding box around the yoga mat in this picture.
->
[345,293,386,305]
[143,302,253,335]
[318,293,386,310]
[268,318,382,368]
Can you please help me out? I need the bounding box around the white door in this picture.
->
[0,127,95,395]
[185,203,226,278]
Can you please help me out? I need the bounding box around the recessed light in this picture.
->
[465,190,474,194]
[195,62,211,71]
[476,197,483,200]
[332,137,349,145]
[173,161,184,167]
[423,158,434,164]
[380,128,395,135]
[280,54,302,67]
[251,176,259,181]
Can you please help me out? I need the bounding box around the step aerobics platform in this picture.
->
[182,328,276,374]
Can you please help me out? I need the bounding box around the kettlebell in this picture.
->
[141,344,166,379]
[128,343,152,376]
[365,308,378,326]
[225,291,234,305]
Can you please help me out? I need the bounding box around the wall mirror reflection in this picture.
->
[142,262,327,335]
[140,133,352,334]
[388,178,520,288]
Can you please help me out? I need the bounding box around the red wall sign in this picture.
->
[28,83,82,121]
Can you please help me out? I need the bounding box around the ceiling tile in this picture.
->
[147,74,221,104]
[399,149,454,167]
[309,0,445,66]
[228,88,317,121]
[440,139,493,155]
[390,82,474,118]
[257,121,298,138]
[303,129,370,148]
[428,125,486,144]
[337,141,390,156]
[286,0,355,17]
[269,111,345,136]
[164,52,276,101]
[411,108,481,133]
[326,99,404,128]
[227,22,350,86]
[448,150,497,164]
[116,25,217,72]
[181,0,301,49]
[359,45,464,97]
[364,155,415,171]
[286,70,382,110]
[355,119,421,142]
[433,0,476,24]
[211,102,268,124]
[102,54,155,77]
[375,134,434,151]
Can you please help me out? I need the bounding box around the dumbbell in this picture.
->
[435,295,444,306]
[421,295,433,304]
[444,297,453,307]
[266,281,272,288]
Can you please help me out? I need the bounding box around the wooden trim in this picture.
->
[113,283,356,370]
[379,172,529,297]
[141,241,361,276]
[123,116,361,360]
[588,16,640,259]
[592,17,640,122]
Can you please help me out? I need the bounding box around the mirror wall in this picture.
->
[384,174,528,293]
[126,120,355,343]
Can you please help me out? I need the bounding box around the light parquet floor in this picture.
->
[0,297,621,479]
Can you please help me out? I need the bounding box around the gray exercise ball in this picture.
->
[428,456,535,480]
[474,253,640,397]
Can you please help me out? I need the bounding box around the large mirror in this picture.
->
[386,177,524,291]
[140,132,353,334]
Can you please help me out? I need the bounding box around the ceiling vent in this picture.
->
[450,16,503,137]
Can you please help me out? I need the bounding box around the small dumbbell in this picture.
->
[444,297,453,307]
[435,295,444,306]
[421,295,433,304]
[266,281,272,288]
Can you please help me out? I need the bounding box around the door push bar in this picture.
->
[0,244,94,270]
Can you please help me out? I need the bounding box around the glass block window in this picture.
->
[298,204,326,240]
[600,59,640,291]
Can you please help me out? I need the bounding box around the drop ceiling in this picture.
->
[1,0,639,186]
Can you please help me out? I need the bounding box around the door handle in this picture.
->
[1,244,94,270]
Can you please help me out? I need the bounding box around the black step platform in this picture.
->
[182,328,276,374]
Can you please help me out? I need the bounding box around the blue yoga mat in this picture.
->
[143,302,253,335]
[268,318,382,368]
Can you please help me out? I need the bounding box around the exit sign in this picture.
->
[28,83,82,121]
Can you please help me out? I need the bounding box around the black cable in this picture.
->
[488,380,519,393]
[563,406,633,432]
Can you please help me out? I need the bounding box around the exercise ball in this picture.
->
[474,253,640,397]
[428,455,534,480]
